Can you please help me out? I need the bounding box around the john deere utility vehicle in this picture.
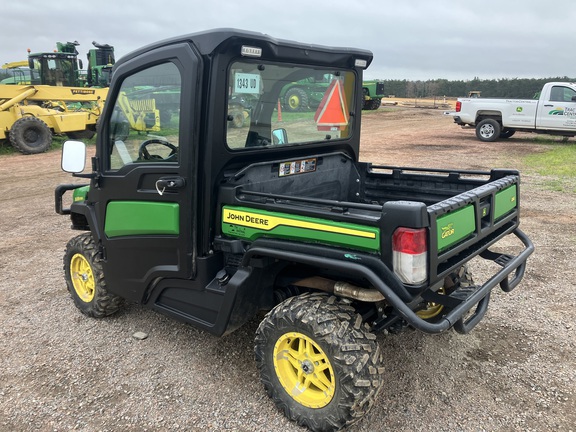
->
[55,29,533,431]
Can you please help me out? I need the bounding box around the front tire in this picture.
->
[255,293,384,431]
[9,116,52,154]
[475,118,501,142]
[64,233,123,318]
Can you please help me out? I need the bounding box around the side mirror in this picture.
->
[28,58,34,69]
[272,128,288,145]
[79,59,84,70]
[572,95,576,102]
[61,141,86,173]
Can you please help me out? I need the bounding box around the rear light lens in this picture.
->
[392,227,428,285]
[456,101,462,112]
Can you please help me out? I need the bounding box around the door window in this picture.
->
[549,86,576,102]
[107,62,182,170]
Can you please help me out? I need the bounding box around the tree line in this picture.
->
[380,77,576,99]
[1,69,573,100]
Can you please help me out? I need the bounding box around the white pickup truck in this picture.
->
[447,82,576,141]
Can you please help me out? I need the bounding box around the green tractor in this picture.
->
[22,40,115,88]
[86,41,115,87]
[361,79,385,110]
[280,73,333,112]
[280,75,385,112]
[26,41,82,87]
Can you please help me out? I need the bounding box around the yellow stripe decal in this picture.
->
[223,208,376,239]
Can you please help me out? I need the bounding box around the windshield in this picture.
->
[226,61,356,149]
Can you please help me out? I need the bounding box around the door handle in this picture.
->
[155,176,186,195]
[544,104,553,107]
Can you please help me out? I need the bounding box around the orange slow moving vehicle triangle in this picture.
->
[314,79,349,130]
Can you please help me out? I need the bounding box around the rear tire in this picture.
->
[364,98,381,110]
[228,109,245,128]
[499,128,516,139]
[475,118,501,142]
[255,293,384,431]
[284,87,309,112]
[417,265,475,321]
[9,116,52,154]
[66,129,96,140]
[64,233,123,318]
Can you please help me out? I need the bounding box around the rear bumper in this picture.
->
[244,228,533,335]
[375,228,534,334]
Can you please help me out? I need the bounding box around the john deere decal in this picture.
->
[222,206,380,251]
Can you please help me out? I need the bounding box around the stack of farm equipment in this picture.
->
[0,41,115,154]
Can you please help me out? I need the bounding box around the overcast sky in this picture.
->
[3,0,574,81]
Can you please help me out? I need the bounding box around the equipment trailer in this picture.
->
[55,29,533,431]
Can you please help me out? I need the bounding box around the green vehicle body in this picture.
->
[362,79,386,110]
[55,29,533,431]
[279,75,386,112]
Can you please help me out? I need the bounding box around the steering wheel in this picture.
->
[138,139,178,161]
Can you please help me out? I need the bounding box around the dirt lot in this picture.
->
[1,107,575,431]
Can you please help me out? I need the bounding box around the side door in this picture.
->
[536,84,576,131]
[92,44,200,302]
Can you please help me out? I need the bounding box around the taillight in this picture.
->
[456,101,462,112]
[392,227,428,285]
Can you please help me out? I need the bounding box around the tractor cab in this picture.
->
[87,41,116,87]
[25,40,115,88]
[28,41,82,87]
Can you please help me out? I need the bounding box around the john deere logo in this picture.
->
[516,107,523,113]
[441,223,455,239]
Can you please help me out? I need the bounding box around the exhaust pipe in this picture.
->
[292,276,385,302]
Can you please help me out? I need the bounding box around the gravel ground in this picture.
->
[1,107,575,431]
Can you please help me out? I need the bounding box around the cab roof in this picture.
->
[114,28,373,71]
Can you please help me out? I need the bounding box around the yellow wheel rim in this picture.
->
[273,332,335,408]
[70,253,95,303]
[288,95,300,110]
[416,287,445,320]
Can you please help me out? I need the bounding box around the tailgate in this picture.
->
[428,173,520,283]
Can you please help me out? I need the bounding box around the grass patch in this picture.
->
[522,143,576,193]
[0,140,13,155]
